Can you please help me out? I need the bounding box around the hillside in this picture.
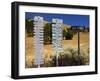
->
[25,19,89,68]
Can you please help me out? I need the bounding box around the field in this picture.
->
[25,32,89,68]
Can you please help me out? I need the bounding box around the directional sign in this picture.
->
[52,18,63,54]
[33,16,44,66]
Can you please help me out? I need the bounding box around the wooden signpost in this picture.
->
[71,26,84,64]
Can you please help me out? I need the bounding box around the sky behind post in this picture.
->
[26,12,89,27]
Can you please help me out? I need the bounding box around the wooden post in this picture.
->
[78,30,81,65]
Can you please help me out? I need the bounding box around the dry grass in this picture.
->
[25,32,89,68]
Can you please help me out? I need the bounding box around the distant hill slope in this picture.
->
[43,20,71,31]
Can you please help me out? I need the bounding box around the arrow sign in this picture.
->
[52,18,63,66]
[33,16,44,67]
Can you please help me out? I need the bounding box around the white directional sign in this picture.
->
[33,16,44,67]
[52,18,63,53]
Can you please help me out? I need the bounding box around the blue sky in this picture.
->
[26,12,89,27]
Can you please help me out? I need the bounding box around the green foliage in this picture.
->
[63,29,67,39]
[25,19,33,37]
[25,19,73,42]
[63,29,73,40]
[65,30,73,40]
[44,23,52,44]
[25,19,52,44]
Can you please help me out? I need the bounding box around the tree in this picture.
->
[25,19,33,37]
[44,23,52,44]
[65,30,73,40]
[63,28,73,40]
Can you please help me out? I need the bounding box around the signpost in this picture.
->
[33,16,84,67]
[52,19,63,66]
[71,26,84,65]
[33,16,44,67]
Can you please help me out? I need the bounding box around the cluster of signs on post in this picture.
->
[33,16,63,66]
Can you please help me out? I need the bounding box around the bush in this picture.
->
[25,59,37,68]
[44,47,89,67]
[65,30,73,40]
[26,47,89,68]
[25,19,34,37]
[44,23,52,44]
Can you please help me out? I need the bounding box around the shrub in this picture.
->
[26,47,89,68]
[44,23,52,44]
[25,59,37,68]
[65,30,73,40]
[44,47,89,67]
[25,19,34,37]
